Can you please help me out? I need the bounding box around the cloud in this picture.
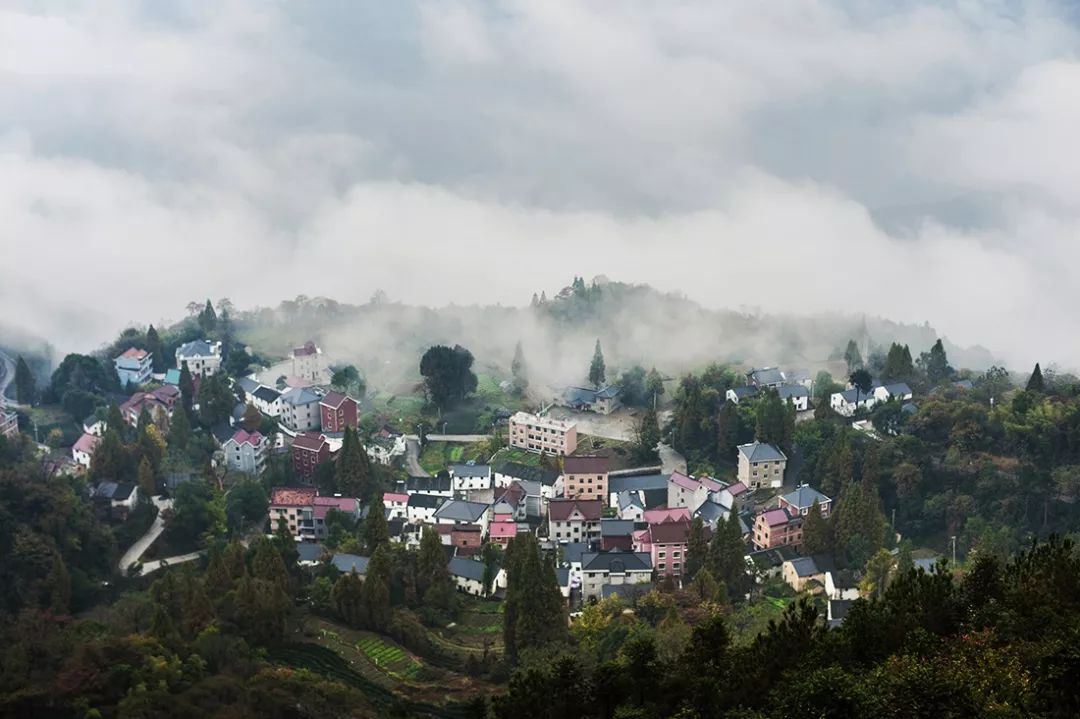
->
[1,1,1079,369]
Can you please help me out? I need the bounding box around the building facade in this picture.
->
[508,412,577,456]
[291,432,330,482]
[562,455,610,502]
[292,341,324,381]
[737,442,787,489]
[223,429,269,475]
[280,386,322,432]
[175,340,222,376]
[319,391,358,433]
[114,347,153,387]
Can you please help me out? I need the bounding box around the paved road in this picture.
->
[404,438,429,477]
[138,551,203,576]
[0,349,16,406]
[404,433,491,443]
[117,496,172,574]
[658,442,687,475]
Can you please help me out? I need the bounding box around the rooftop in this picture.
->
[434,499,488,522]
[450,462,490,478]
[448,556,487,582]
[270,486,318,507]
[549,498,603,521]
[779,485,831,510]
[331,553,369,575]
[253,385,281,403]
[581,550,652,573]
[760,508,793,527]
[494,461,560,486]
[176,339,219,358]
[608,473,670,494]
[320,390,351,409]
[788,556,820,577]
[564,455,610,475]
[73,432,100,454]
[118,347,148,360]
[668,471,699,491]
[738,442,787,463]
[292,432,327,452]
[646,520,691,544]
[228,429,264,447]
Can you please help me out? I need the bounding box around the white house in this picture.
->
[250,385,283,417]
[382,492,409,521]
[825,570,861,601]
[873,382,913,404]
[447,557,506,597]
[280,386,322,432]
[492,462,560,502]
[72,432,100,468]
[114,347,153,387]
[292,341,324,382]
[82,416,106,437]
[737,442,787,490]
[548,498,603,543]
[93,481,139,515]
[725,386,759,405]
[406,493,444,524]
[450,463,492,500]
[778,384,810,412]
[222,429,269,475]
[403,475,454,497]
[175,339,222,377]
[748,367,786,389]
[433,499,490,536]
[580,551,653,602]
[617,491,645,522]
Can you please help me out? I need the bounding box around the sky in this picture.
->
[1,1,1078,369]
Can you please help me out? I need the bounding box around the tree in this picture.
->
[504,534,566,663]
[801,499,832,555]
[844,339,863,373]
[169,480,226,547]
[754,389,791,449]
[921,339,952,385]
[330,365,365,398]
[240,403,262,433]
[362,544,393,630]
[419,344,478,409]
[849,369,873,411]
[860,549,895,599]
[633,406,661,464]
[363,497,389,554]
[706,513,750,602]
[716,399,742,462]
[225,478,268,532]
[618,365,649,407]
[198,299,218,334]
[336,427,376,500]
[178,362,195,416]
[646,367,665,404]
[511,341,529,396]
[1026,363,1045,392]
[589,339,606,388]
[882,343,914,383]
[145,325,165,373]
[170,405,191,451]
[137,457,156,498]
[91,427,133,482]
[198,373,235,427]
[684,516,709,581]
[14,356,35,406]
[47,553,72,614]
[333,571,366,628]
[418,526,450,597]
[481,542,503,597]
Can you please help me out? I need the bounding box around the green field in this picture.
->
[357,636,422,680]
[419,441,490,474]
[490,447,542,467]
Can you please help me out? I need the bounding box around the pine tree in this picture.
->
[251,536,291,594]
[588,339,606,389]
[844,339,863,373]
[178,564,215,639]
[511,341,529,395]
[332,571,366,628]
[205,545,234,596]
[689,567,723,604]
[179,361,195,417]
[14,356,35,406]
[336,427,375,499]
[170,405,191,451]
[47,553,71,614]
[801,499,832,555]
[417,526,448,597]
[137,456,156,498]
[241,403,262,432]
[222,540,248,581]
[754,389,788,448]
[716,399,741,462]
[198,299,218,333]
[145,325,165,373]
[1026,363,1045,392]
[137,405,153,434]
[364,498,390,554]
[633,406,662,464]
[646,367,665,402]
[706,513,750,601]
[107,404,127,442]
[684,516,709,581]
[91,428,132,482]
[509,535,566,660]
[363,544,393,630]
[922,339,952,385]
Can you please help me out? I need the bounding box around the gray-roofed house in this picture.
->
[251,385,283,417]
[448,556,505,596]
[874,382,913,403]
[737,442,787,489]
[296,542,327,566]
[777,384,810,411]
[235,376,261,396]
[828,599,853,628]
[830,387,878,417]
[725,385,759,404]
[782,556,822,592]
[601,582,653,602]
[617,490,645,522]
[580,550,653,602]
[331,553,370,575]
[560,384,622,415]
[404,474,454,497]
[600,519,636,551]
[748,367,786,388]
[280,386,323,432]
[450,462,493,502]
[434,499,491,535]
[778,485,832,518]
[175,339,222,376]
[607,473,670,507]
[406,493,445,524]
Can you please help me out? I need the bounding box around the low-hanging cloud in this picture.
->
[1,1,1078,369]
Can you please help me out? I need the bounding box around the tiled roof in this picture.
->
[228,429,264,447]
[778,384,809,400]
[750,367,785,386]
[564,455,610,474]
[450,463,490,478]
[281,386,321,406]
[581,551,652,573]
[383,492,409,503]
[332,554,369,574]
[493,461,559,486]
[434,499,488,522]
[618,490,644,510]
[320,390,350,409]
[608,473,669,494]
[561,542,588,565]
[407,493,445,509]
[119,347,148,360]
[760,508,792,527]
[296,542,325,563]
[489,521,519,538]
[548,498,603,521]
[176,339,217,358]
[270,486,317,507]
[780,485,830,510]
[448,557,487,582]
[405,475,452,493]
[314,496,358,511]
[646,520,691,544]
[73,432,100,454]
[253,386,281,403]
[726,481,748,495]
[738,442,787,463]
[643,507,691,524]
[292,433,327,452]
[668,471,698,491]
[789,556,820,577]
[293,341,319,357]
[600,519,635,537]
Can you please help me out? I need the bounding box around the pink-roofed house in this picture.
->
[643,506,692,525]
[752,508,802,551]
[72,432,100,469]
[313,496,360,538]
[489,518,520,546]
[634,520,693,577]
[115,347,153,387]
[319,391,358,433]
[291,432,330,482]
[383,492,409,520]
[223,429,268,475]
[667,471,700,509]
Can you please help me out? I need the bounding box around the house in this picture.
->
[313,496,361,538]
[555,567,574,601]
[601,582,653,602]
[223,429,269,475]
[292,341,324,381]
[451,525,484,554]
[828,599,853,628]
[635,520,691,577]
[782,556,823,592]
[331,553,370,576]
[825,569,860,600]
[450,463,493,502]
[830,388,877,417]
[667,471,701,510]
[777,384,810,412]
[748,367,786,389]
[778,485,832,519]
[643,506,692,525]
[493,461,559,508]
[114,347,153,387]
[617,490,645,522]
[580,550,653,602]
[296,542,327,567]
[72,432,100,468]
[175,340,222,376]
[235,376,261,396]
[382,492,409,520]
[82,415,106,436]
[448,557,504,596]
[748,544,800,578]
[873,382,913,404]
[319,391,358,433]
[433,499,490,536]
[268,487,360,541]
[753,508,803,550]
[562,455,609,502]
[600,519,636,551]
[92,481,139,519]
[250,385,283,417]
[508,412,578,456]
[737,442,787,490]
[368,429,407,465]
[548,498,603,543]
[290,432,330,482]
[406,493,444,524]
[163,368,182,386]
[118,385,179,427]
[403,474,453,497]
[489,517,521,546]
[725,386,759,405]
[607,473,670,510]
[560,541,588,584]
[492,482,527,521]
[0,409,17,439]
[280,386,322,432]
[560,385,621,415]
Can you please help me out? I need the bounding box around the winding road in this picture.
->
[0,348,16,406]
[118,496,173,575]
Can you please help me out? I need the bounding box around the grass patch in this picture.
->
[356,636,423,680]
[419,441,490,474]
[573,434,637,471]
[728,595,794,644]
[490,447,542,468]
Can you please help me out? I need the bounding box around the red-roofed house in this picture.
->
[72,432,100,468]
[119,386,179,427]
[383,492,409,520]
[291,432,331,482]
[269,486,318,537]
[752,508,803,550]
[562,455,610,502]
[489,519,520,546]
[635,520,692,577]
[643,507,691,525]
[115,347,153,387]
[548,498,603,543]
[223,429,268,475]
[319,391,358,433]
[667,471,700,509]
[292,341,324,381]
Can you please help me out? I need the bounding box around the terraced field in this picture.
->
[357,635,422,680]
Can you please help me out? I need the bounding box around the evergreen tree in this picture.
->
[849,369,873,411]
[419,344,478,409]
[511,341,529,395]
[883,343,914,382]
[337,427,376,500]
[646,367,665,403]
[633,406,662,464]
[509,535,566,660]
[706,512,750,602]
[588,339,606,388]
[684,516,709,581]
[222,540,248,581]
[844,339,863,373]
[716,399,742,462]
[204,545,234,596]
[137,456,156,498]
[417,526,449,598]
[922,339,952,385]
[170,404,191,451]
[1026,363,1045,392]
[363,497,389,554]
[91,428,132,482]
[801,499,832,555]
[47,553,71,614]
[689,567,724,604]
[362,544,393,630]
[107,404,127,442]
[332,570,366,627]
[145,325,165,373]
[251,536,291,594]
[896,540,915,576]
[754,389,790,449]
[178,361,195,417]
[198,373,235,427]
[241,403,262,432]
[14,355,35,406]
[834,479,886,567]
[137,405,153,434]
[198,299,218,333]
[178,564,216,639]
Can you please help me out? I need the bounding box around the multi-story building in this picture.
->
[737,441,787,490]
[223,429,269,475]
[450,462,493,502]
[562,455,609,501]
[319,391,358,433]
[634,520,691,577]
[175,340,222,376]
[250,385,283,417]
[268,487,360,540]
[548,498,602,543]
[290,432,330,482]
[580,550,653,602]
[119,385,180,426]
[292,341,323,381]
[0,408,18,439]
[752,508,803,550]
[280,386,322,432]
[72,432,100,468]
[777,485,832,519]
[508,411,577,455]
[114,347,153,387]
